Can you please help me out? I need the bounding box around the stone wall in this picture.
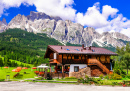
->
[69,67,91,78]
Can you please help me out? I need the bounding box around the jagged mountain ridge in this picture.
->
[0,18,7,33]
[0,11,130,48]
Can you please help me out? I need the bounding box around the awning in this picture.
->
[37,65,48,68]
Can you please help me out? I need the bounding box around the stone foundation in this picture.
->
[69,67,91,78]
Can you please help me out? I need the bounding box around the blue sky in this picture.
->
[0,0,130,37]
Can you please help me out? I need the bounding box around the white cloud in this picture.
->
[120,28,130,37]
[102,5,118,19]
[32,0,76,21]
[75,2,130,38]
[75,2,108,28]
[0,3,4,17]
[0,0,76,21]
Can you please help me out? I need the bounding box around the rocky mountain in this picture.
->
[1,11,130,48]
[0,18,7,33]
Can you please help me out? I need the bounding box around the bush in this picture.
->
[0,79,5,82]
[125,74,130,79]
[112,74,122,80]
[112,82,118,86]
[121,74,126,78]
[85,75,89,79]
[77,75,101,84]
[77,77,84,83]
[99,74,104,79]
[104,74,113,80]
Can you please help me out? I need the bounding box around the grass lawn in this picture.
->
[0,67,37,80]
[56,78,77,81]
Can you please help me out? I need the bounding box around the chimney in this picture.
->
[89,46,91,50]
[82,44,86,50]
[82,44,84,49]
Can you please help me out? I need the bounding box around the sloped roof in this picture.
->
[44,45,117,58]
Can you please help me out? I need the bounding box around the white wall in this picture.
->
[69,64,87,72]
[53,53,57,59]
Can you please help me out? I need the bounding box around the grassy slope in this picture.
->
[0,28,62,64]
[0,55,33,67]
[0,67,37,80]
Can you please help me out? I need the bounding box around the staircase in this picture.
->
[88,59,110,74]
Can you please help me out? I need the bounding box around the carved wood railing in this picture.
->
[62,59,87,64]
[88,59,110,74]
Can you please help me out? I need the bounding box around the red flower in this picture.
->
[123,84,126,87]
[34,71,39,74]
[39,72,44,75]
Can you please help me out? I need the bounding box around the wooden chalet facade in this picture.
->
[44,45,117,77]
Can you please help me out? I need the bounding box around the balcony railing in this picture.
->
[62,59,87,64]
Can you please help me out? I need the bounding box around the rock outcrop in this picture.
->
[69,67,91,78]
[0,11,130,48]
[0,18,7,33]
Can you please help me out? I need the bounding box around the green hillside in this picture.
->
[0,28,128,67]
[0,55,33,67]
[0,28,62,66]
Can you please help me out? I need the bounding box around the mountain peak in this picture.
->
[2,18,7,25]
[27,11,62,21]
[0,11,130,48]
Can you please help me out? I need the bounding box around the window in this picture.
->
[66,49,70,51]
[76,49,80,51]
[74,55,79,59]
[74,66,79,72]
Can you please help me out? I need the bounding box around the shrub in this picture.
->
[104,75,109,79]
[104,74,113,80]
[0,79,5,82]
[125,74,130,79]
[112,82,118,86]
[85,75,89,79]
[121,74,126,78]
[99,74,104,79]
[77,76,100,84]
[77,77,84,83]
[112,74,122,80]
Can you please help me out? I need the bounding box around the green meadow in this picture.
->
[0,67,37,80]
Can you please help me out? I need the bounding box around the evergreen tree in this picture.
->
[0,58,4,67]
[112,43,130,74]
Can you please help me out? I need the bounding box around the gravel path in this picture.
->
[0,81,129,91]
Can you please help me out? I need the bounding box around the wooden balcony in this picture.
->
[62,59,87,64]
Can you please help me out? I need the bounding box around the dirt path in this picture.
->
[0,81,129,91]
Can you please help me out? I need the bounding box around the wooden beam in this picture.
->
[50,64,51,73]
[62,65,64,78]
